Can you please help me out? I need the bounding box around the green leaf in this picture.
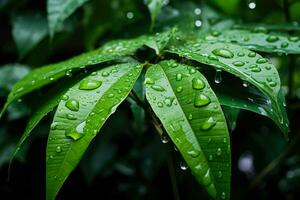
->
[222,106,239,132]
[210,29,300,54]
[46,62,142,200]
[232,23,300,32]
[145,60,231,200]
[47,0,88,37]
[166,41,289,137]
[12,13,48,58]
[0,36,147,118]
[9,76,84,168]
[145,0,164,29]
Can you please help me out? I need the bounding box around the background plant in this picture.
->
[0,0,300,200]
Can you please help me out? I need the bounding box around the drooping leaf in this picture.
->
[145,60,231,200]
[145,0,164,29]
[47,0,88,37]
[166,40,289,137]
[209,29,300,54]
[9,76,84,167]
[12,13,48,58]
[46,62,142,200]
[0,36,147,118]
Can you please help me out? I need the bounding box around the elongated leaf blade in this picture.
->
[145,60,231,199]
[47,0,88,37]
[166,41,288,137]
[0,36,147,118]
[46,62,142,200]
[209,30,300,54]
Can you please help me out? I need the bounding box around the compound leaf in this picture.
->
[166,41,289,137]
[46,62,142,200]
[145,60,231,200]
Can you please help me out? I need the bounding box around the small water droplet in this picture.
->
[269,81,277,87]
[208,154,213,161]
[180,161,188,170]
[256,58,268,64]
[194,94,211,107]
[212,48,234,58]
[188,150,200,158]
[144,77,155,85]
[164,97,174,107]
[157,102,163,108]
[201,117,217,130]
[288,36,299,42]
[281,42,289,48]
[216,148,222,156]
[151,85,165,91]
[161,133,170,143]
[188,114,193,120]
[237,52,245,57]
[176,73,183,81]
[202,169,212,186]
[221,192,226,199]
[65,99,79,111]
[61,95,69,101]
[248,52,256,57]
[79,79,102,90]
[233,61,245,67]
[102,71,110,77]
[66,114,77,120]
[266,35,279,43]
[176,86,183,93]
[56,146,62,153]
[192,77,205,90]
[208,54,219,61]
[214,70,222,84]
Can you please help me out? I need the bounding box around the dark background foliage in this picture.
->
[1,0,300,199]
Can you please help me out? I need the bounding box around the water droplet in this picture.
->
[256,58,268,64]
[269,81,277,87]
[237,52,245,57]
[66,114,77,120]
[151,85,165,92]
[108,93,114,98]
[248,52,256,57]
[176,73,182,81]
[192,78,205,90]
[164,97,174,107]
[214,70,222,84]
[79,79,102,90]
[221,192,226,199]
[212,48,234,58]
[188,114,193,120]
[161,133,170,143]
[187,150,200,158]
[157,102,163,108]
[65,99,79,111]
[211,31,221,37]
[180,161,188,170]
[265,66,272,70]
[254,26,267,33]
[208,154,213,161]
[56,146,62,153]
[176,86,183,93]
[202,169,212,186]
[208,54,219,61]
[189,68,196,74]
[144,77,155,85]
[194,94,211,107]
[243,80,249,87]
[61,95,69,101]
[266,35,279,43]
[281,42,289,48]
[216,148,222,156]
[102,71,110,77]
[194,8,201,15]
[289,36,299,42]
[195,20,202,27]
[65,121,86,140]
[51,122,58,130]
[201,117,217,130]
[233,61,245,67]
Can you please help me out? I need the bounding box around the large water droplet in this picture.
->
[194,94,211,107]
[201,117,217,130]
[266,35,279,42]
[79,79,102,90]
[212,48,234,58]
[289,36,299,42]
[65,121,86,141]
[151,85,165,92]
[65,99,79,111]
[192,77,205,90]
[214,70,222,84]
[248,52,256,57]
[144,77,155,85]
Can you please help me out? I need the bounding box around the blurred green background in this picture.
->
[1,0,300,199]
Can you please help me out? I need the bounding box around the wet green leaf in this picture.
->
[145,60,231,200]
[47,0,88,37]
[166,41,289,137]
[0,36,147,118]
[46,62,142,200]
[211,30,300,54]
